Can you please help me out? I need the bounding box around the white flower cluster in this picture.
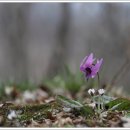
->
[88,88,105,96]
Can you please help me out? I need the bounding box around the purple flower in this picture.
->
[80,53,103,79]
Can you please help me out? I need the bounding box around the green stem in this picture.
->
[97,72,100,88]
[91,96,94,102]
[101,95,104,110]
[98,96,101,114]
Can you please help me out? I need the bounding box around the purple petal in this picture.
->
[85,53,95,66]
[91,75,96,78]
[80,53,95,72]
[80,55,88,71]
[88,72,96,79]
[91,58,103,75]
[85,73,92,79]
[80,66,86,72]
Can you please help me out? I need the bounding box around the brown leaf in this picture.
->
[46,111,56,121]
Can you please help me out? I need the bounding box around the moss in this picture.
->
[0,102,55,125]
[18,114,32,121]
[9,103,51,113]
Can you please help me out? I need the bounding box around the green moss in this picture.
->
[9,103,51,113]
[18,114,32,121]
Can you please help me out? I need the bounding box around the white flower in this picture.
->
[7,110,17,120]
[98,89,105,95]
[88,89,95,95]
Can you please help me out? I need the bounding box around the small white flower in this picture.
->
[88,89,95,96]
[98,89,105,95]
[7,110,17,120]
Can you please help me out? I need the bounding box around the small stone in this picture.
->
[7,110,17,120]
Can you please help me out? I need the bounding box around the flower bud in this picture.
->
[98,89,105,95]
[88,89,95,96]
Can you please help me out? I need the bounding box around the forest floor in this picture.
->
[0,80,130,128]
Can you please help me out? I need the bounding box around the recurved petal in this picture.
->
[80,55,88,71]
[80,55,88,66]
[85,53,95,66]
[91,58,103,75]
[80,66,86,72]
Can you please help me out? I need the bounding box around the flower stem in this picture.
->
[97,72,100,88]
[97,95,101,114]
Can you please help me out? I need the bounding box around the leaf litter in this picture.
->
[0,83,130,127]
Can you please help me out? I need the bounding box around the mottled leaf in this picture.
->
[56,95,83,109]
[105,98,130,111]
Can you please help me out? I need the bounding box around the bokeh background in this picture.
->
[0,3,130,92]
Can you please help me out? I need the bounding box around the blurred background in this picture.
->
[0,3,130,93]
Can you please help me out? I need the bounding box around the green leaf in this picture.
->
[102,95,114,103]
[56,95,94,117]
[80,105,94,117]
[105,98,130,111]
[109,103,122,111]
[56,95,83,109]
[93,95,114,104]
